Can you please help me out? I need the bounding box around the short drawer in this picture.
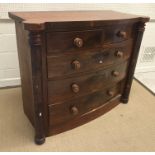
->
[47,40,132,79]
[48,83,122,128]
[46,23,134,53]
[48,61,128,104]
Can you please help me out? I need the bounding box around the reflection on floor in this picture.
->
[134,72,155,95]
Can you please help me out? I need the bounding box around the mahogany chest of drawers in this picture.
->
[9,11,149,144]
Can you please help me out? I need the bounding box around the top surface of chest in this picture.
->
[9,10,149,31]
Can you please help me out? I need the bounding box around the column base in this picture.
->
[35,136,45,145]
[120,98,129,104]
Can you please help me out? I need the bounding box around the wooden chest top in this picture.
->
[9,11,149,30]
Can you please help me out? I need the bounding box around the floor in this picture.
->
[0,80,155,152]
[135,72,155,94]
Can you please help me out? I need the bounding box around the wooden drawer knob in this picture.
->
[70,106,79,115]
[74,37,83,48]
[107,90,114,97]
[116,51,123,58]
[117,31,127,39]
[112,71,120,77]
[72,60,81,70]
[71,83,80,93]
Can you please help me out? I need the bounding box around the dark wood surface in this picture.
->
[15,22,35,126]
[9,11,149,144]
[46,24,134,53]
[15,23,48,144]
[9,11,149,31]
[47,39,133,79]
[28,31,47,144]
[48,94,122,135]
[121,22,146,103]
[49,83,122,127]
[48,61,128,104]
[8,11,149,22]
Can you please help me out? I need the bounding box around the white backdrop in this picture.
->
[0,3,155,87]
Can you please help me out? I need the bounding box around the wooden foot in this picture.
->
[35,136,45,145]
[120,98,129,104]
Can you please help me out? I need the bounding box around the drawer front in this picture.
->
[48,83,122,127]
[47,40,132,79]
[48,61,128,104]
[46,24,134,53]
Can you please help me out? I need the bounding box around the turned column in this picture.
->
[121,22,146,103]
[29,31,45,144]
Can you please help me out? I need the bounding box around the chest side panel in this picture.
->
[15,22,35,125]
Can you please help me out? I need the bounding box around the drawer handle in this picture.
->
[112,71,120,77]
[116,51,123,58]
[74,37,83,48]
[107,90,114,97]
[71,83,80,93]
[72,60,81,70]
[70,106,79,115]
[117,31,127,39]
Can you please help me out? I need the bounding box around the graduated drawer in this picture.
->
[47,40,132,79]
[46,23,134,53]
[48,83,122,129]
[48,61,128,104]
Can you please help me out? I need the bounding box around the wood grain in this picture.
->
[46,24,134,53]
[9,11,149,31]
[48,94,122,135]
[15,21,35,126]
[48,61,128,104]
[9,11,149,144]
[47,39,133,79]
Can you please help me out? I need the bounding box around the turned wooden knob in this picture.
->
[72,60,81,70]
[74,37,83,48]
[107,90,114,97]
[116,50,123,58]
[112,71,120,77]
[71,83,80,93]
[70,106,79,115]
[117,31,127,39]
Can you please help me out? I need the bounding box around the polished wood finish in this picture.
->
[15,22,35,125]
[48,61,128,104]
[49,95,122,135]
[121,22,146,103]
[8,11,149,31]
[9,11,149,144]
[48,83,122,134]
[47,40,133,79]
[46,25,134,53]
[74,37,84,48]
[71,60,81,70]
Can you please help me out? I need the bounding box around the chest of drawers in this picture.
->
[9,11,149,144]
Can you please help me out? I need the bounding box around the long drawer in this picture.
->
[48,82,123,130]
[48,61,128,104]
[47,40,133,79]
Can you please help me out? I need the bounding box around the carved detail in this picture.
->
[29,32,42,46]
[138,22,146,32]
[121,21,146,104]
[29,31,45,144]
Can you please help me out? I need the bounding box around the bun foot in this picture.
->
[120,98,129,104]
[35,136,45,145]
